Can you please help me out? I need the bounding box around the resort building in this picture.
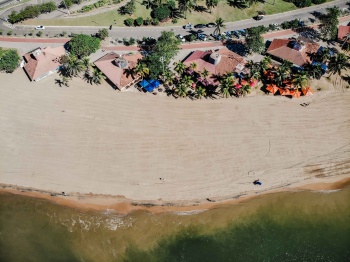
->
[93,52,143,91]
[22,46,66,81]
[266,38,320,67]
[183,47,246,77]
[337,25,350,41]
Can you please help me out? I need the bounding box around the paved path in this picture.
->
[0,0,349,39]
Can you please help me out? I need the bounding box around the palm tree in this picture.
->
[190,62,198,71]
[246,60,261,80]
[176,84,188,98]
[195,86,207,99]
[82,57,91,74]
[162,69,175,87]
[280,60,293,74]
[293,71,309,91]
[274,67,288,86]
[220,77,234,98]
[173,60,187,75]
[55,76,70,87]
[63,55,84,77]
[328,53,349,77]
[200,68,210,79]
[227,0,249,9]
[206,0,218,13]
[317,48,331,63]
[134,63,149,80]
[260,56,272,72]
[213,17,226,36]
[178,0,195,19]
[305,63,323,80]
[90,68,106,85]
[181,74,194,88]
[240,84,251,97]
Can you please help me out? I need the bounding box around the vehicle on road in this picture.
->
[176,34,186,42]
[194,24,206,29]
[206,23,215,28]
[35,25,45,30]
[254,15,264,21]
[238,29,246,36]
[183,23,192,29]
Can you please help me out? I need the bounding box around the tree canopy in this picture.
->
[67,34,101,58]
[245,26,266,54]
[0,48,20,73]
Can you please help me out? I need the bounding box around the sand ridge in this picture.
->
[0,70,350,202]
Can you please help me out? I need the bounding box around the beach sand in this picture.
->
[0,69,349,209]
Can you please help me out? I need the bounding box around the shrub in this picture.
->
[7,30,12,36]
[96,28,108,40]
[312,0,326,3]
[152,6,171,21]
[124,18,134,26]
[152,18,159,25]
[129,37,136,45]
[118,0,135,15]
[36,31,42,37]
[143,17,152,25]
[60,31,67,37]
[293,0,311,8]
[134,17,143,26]
[172,18,177,24]
[0,30,3,35]
[8,2,57,23]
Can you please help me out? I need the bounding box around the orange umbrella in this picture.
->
[302,87,313,96]
[266,84,278,94]
[240,79,249,86]
[291,90,301,98]
[280,88,291,96]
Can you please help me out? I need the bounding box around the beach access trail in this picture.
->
[0,70,349,203]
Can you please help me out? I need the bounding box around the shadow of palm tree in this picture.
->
[123,67,136,79]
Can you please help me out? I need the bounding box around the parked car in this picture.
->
[238,29,246,36]
[176,34,186,42]
[207,23,215,28]
[197,33,208,41]
[183,23,192,29]
[194,24,207,28]
[35,25,45,30]
[231,31,240,38]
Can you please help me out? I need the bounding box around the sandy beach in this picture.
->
[0,69,350,208]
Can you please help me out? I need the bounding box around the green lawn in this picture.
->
[22,0,334,27]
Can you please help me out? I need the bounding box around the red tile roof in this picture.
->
[266,38,319,67]
[23,46,66,81]
[183,47,245,79]
[338,26,350,40]
[94,52,143,90]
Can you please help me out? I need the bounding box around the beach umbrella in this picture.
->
[290,90,301,98]
[302,87,313,96]
[279,88,291,96]
[250,79,258,87]
[266,84,278,94]
[240,79,248,86]
[235,84,242,89]
[192,83,196,89]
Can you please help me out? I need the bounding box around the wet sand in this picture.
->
[0,69,350,210]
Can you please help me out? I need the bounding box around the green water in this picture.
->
[1,187,350,262]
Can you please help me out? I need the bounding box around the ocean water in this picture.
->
[0,187,349,262]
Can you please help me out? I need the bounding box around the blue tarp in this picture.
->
[139,80,149,88]
[139,79,160,92]
[312,61,327,72]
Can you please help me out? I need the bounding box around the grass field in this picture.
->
[22,0,333,27]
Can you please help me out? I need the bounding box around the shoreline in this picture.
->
[2,175,350,215]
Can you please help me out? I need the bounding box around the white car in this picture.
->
[177,34,186,42]
[35,25,45,30]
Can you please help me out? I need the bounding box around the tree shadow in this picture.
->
[193,5,207,13]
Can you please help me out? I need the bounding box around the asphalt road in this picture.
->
[0,0,349,39]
